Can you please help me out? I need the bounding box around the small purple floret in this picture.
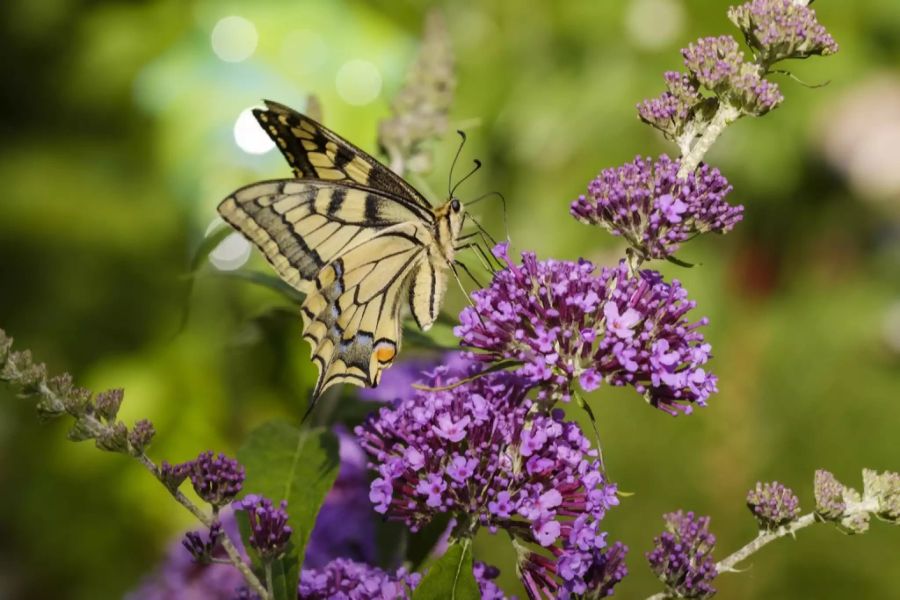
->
[233,495,292,558]
[647,511,717,599]
[181,521,222,564]
[188,451,245,507]
[746,481,800,529]
[814,469,847,520]
[728,0,839,63]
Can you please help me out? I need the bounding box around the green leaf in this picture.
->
[412,539,480,600]
[234,509,262,572]
[189,225,231,272]
[404,513,451,571]
[238,421,339,568]
[217,269,306,303]
[665,254,697,268]
[269,542,300,600]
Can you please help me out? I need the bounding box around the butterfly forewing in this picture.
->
[254,100,434,221]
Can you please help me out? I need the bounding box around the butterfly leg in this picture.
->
[447,261,489,328]
[453,258,485,289]
[456,231,502,272]
[455,242,497,277]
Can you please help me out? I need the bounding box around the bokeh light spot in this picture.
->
[206,218,252,271]
[211,16,258,63]
[625,0,685,50]
[335,59,382,106]
[234,108,275,155]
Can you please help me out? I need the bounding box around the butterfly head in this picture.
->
[435,196,466,257]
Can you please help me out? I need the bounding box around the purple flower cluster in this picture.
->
[682,35,783,116]
[746,481,800,529]
[473,561,508,600]
[355,362,623,597]
[159,459,191,490]
[189,451,245,507]
[128,511,246,600]
[297,558,511,600]
[521,540,628,599]
[681,36,744,92]
[233,495,292,559]
[647,511,717,599]
[728,0,839,64]
[299,559,421,600]
[456,244,717,413]
[730,63,784,115]
[636,72,703,140]
[814,469,846,520]
[182,521,223,563]
[571,154,742,260]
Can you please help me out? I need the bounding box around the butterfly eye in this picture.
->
[450,198,461,212]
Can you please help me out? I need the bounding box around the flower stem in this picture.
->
[0,332,270,600]
[135,452,270,600]
[677,103,741,179]
[573,389,606,472]
[265,562,275,597]
[644,498,880,599]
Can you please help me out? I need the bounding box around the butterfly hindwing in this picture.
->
[408,256,447,332]
[299,222,429,396]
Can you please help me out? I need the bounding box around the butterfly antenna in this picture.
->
[450,159,482,198]
[447,130,468,198]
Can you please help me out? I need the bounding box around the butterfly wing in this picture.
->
[219,179,432,292]
[218,179,440,402]
[254,100,433,215]
[301,221,429,398]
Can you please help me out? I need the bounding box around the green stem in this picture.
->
[573,389,605,472]
[677,103,741,179]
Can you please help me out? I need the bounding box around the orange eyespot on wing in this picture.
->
[375,342,397,364]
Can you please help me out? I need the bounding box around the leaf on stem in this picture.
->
[238,421,339,568]
[412,539,479,600]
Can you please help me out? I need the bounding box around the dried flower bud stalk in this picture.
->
[378,10,455,176]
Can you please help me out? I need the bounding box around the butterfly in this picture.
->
[218,100,481,415]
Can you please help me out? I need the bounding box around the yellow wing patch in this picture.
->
[299,222,429,397]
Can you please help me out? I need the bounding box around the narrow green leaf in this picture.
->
[189,226,232,272]
[413,360,521,392]
[665,254,697,268]
[238,421,339,567]
[412,539,480,600]
[217,270,306,303]
[234,509,262,571]
[269,543,300,600]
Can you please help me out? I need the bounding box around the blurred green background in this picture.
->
[1,0,898,598]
